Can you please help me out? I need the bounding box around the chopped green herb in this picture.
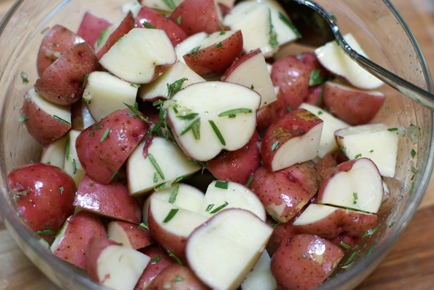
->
[365,246,374,257]
[174,276,183,282]
[329,12,337,22]
[385,106,390,111]
[82,73,89,88]
[143,22,155,29]
[20,72,29,84]
[55,223,67,238]
[189,46,201,54]
[206,204,214,212]
[271,141,279,152]
[353,192,358,204]
[340,241,351,249]
[317,111,323,115]
[340,148,346,156]
[216,42,222,48]
[388,128,398,132]
[287,106,292,112]
[130,83,141,88]
[97,27,110,46]
[362,227,377,238]
[139,223,149,230]
[72,158,77,174]
[82,98,91,104]
[53,115,71,125]
[90,183,94,187]
[411,166,418,174]
[116,36,124,43]
[215,180,229,189]
[354,153,362,159]
[167,77,188,99]
[301,253,306,258]
[46,162,51,165]
[109,171,118,182]
[65,134,70,160]
[148,153,165,180]
[369,149,374,153]
[124,102,149,123]
[155,183,166,190]
[60,186,64,195]
[34,229,53,236]
[167,250,182,265]
[411,174,415,181]
[92,124,103,130]
[245,174,253,187]
[163,208,179,223]
[210,201,229,214]
[220,29,226,35]
[180,118,201,140]
[22,116,29,122]
[177,113,199,120]
[411,149,417,158]
[100,128,110,142]
[163,284,171,289]
[342,251,357,268]
[271,216,281,228]
[177,15,182,25]
[278,12,302,38]
[250,84,254,89]
[163,0,176,10]
[389,221,395,228]
[268,9,278,48]
[409,182,414,196]
[150,255,161,263]
[209,120,226,145]
[218,108,253,118]
[168,185,179,204]
[316,84,325,106]
[309,69,329,86]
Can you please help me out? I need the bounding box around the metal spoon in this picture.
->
[278,0,434,110]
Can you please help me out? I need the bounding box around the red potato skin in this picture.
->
[270,234,344,290]
[22,93,71,146]
[261,108,323,172]
[134,245,175,290]
[95,12,134,60]
[266,218,296,256]
[206,130,260,184]
[135,6,187,47]
[74,174,142,224]
[218,3,231,16]
[304,84,324,107]
[86,237,120,284]
[292,208,378,239]
[147,264,210,290]
[220,48,260,81]
[34,42,100,105]
[77,11,112,48]
[323,81,385,126]
[183,30,243,78]
[249,163,321,223]
[314,152,337,181]
[256,90,287,136]
[51,211,106,269]
[109,221,154,249]
[270,53,324,110]
[7,163,76,240]
[37,25,85,76]
[168,0,222,36]
[75,108,150,185]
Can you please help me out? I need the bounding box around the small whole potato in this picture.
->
[147,264,210,290]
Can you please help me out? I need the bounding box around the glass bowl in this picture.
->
[0,0,432,289]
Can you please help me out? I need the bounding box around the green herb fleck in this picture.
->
[168,185,179,204]
[60,186,64,195]
[90,183,94,187]
[167,250,182,265]
[278,12,302,38]
[341,252,357,268]
[124,102,149,123]
[389,221,395,228]
[209,120,226,145]
[143,22,155,29]
[409,182,414,196]
[148,153,165,180]
[388,128,398,132]
[251,84,254,89]
[139,223,149,230]
[180,118,201,140]
[271,141,279,152]
[174,277,183,282]
[369,149,374,153]
[411,149,417,158]
[20,72,29,84]
[53,115,71,125]
[411,166,418,174]
[287,106,292,112]
[130,83,141,89]
[271,216,281,228]
[317,111,323,115]
[245,174,253,187]
[150,255,161,263]
[362,227,377,238]
[34,229,53,236]
[365,246,374,257]
[177,15,181,25]
[177,113,199,120]
[309,69,329,86]
[72,159,77,174]
[329,12,337,22]
[82,73,89,88]
[189,46,201,54]
[385,106,390,111]
[109,171,118,182]
[354,153,362,159]
[92,124,103,130]
[353,192,358,204]
[97,27,110,47]
[218,108,252,118]
[22,116,29,122]
[215,180,229,189]
[65,134,70,160]
[216,42,222,48]
[167,78,188,99]
[210,201,229,214]
[163,208,179,223]
[268,9,278,48]
[340,148,346,156]
[206,204,214,212]
[340,241,351,249]
[301,253,306,258]
[163,0,176,10]
[100,128,110,142]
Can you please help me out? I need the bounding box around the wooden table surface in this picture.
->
[1,0,434,289]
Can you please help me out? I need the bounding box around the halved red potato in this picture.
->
[64,129,86,186]
[22,88,71,146]
[168,0,222,36]
[107,221,154,250]
[86,237,151,290]
[293,204,378,239]
[71,100,95,130]
[77,12,112,48]
[270,234,344,290]
[37,25,85,76]
[249,163,321,223]
[139,0,184,12]
[255,89,287,135]
[99,28,176,84]
[317,158,384,213]
[266,217,297,256]
[323,81,385,126]
[175,32,208,65]
[261,108,323,172]
[40,135,67,168]
[135,6,187,47]
[7,163,76,240]
[75,108,150,185]
[314,152,337,180]
[206,130,261,185]
[50,211,106,269]
[241,251,276,290]
[147,264,210,290]
[74,174,142,224]
[95,12,134,59]
[183,30,243,78]
[34,42,100,105]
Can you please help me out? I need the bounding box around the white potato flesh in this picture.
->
[75,101,96,130]
[26,89,71,123]
[299,103,349,158]
[266,0,298,46]
[127,137,201,195]
[94,14,123,53]
[83,71,137,121]
[139,61,205,101]
[64,129,85,187]
[100,28,176,84]
[199,180,266,221]
[97,245,150,290]
[319,158,383,213]
[315,33,383,90]
[50,219,68,252]
[121,1,141,18]
[271,122,323,171]
[241,250,276,290]
[150,183,205,213]
[200,30,239,48]
[175,32,208,65]
[292,204,339,226]
[224,50,277,108]
[186,209,273,290]
[168,81,261,161]
[335,123,398,177]
[40,136,67,168]
[140,0,184,12]
[107,222,133,248]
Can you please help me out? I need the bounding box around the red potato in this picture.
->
[107,221,154,250]
[147,264,210,290]
[74,174,142,224]
[135,6,187,47]
[330,234,361,250]
[71,99,95,130]
[218,3,231,16]
[261,108,323,172]
[270,234,344,290]
[323,81,385,126]
[292,204,378,239]
[168,0,222,36]
[249,163,321,223]
[50,211,106,269]
[266,218,296,256]
[95,12,134,60]
[206,130,260,185]
[270,52,324,110]
[314,152,337,180]
[75,108,150,185]
[34,42,100,105]
[7,163,76,240]
[77,11,112,48]
[256,90,287,135]
[37,25,85,76]
[134,245,175,290]
[22,88,72,146]
[183,30,243,78]
[304,84,324,107]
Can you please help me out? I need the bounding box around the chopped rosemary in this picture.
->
[268,9,278,48]
[174,277,183,282]
[245,174,253,187]
[271,141,279,152]
[72,159,77,174]
[215,180,229,189]
[139,223,149,230]
[218,108,252,118]
[177,113,199,120]
[209,120,226,145]
[362,227,377,238]
[180,118,201,140]
[316,83,325,106]
[342,251,357,268]
[411,149,417,158]
[22,116,29,122]
[167,77,188,99]
[353,192,358,204]
[97,27,110,47]
[369,149,374,153]
[189,46,201,54]
[210,201,228,214]
[216,42,222,48]
[143,22,155,29]
[301,253,306,258]
[177,15,181,25]
[100,128,110,142]
[278,12,302,38]
[167,250,182,265]
[20,72,29,84]
[409,182,414,196]
[168,185,179,204]
[124,102,149,123]
[60,186,64,195]
[150,255,161,263]
[329,12,337,22]
[92,124,103,130]
[308,69,329,86]
[148,153,165,180]
[354,153,362,159]
[130,83,140,88]
[287,106,292,112]
[206,204,214,212]
[271,216,281,228]
[65,134,70,160]
[53,115,71,125]
[82,73,89,88]
[340,241,351,249]
[411,166,418,174]
[34,229,53,236]
[163,208,179,223]
[340,148,346,156]
[109,171,118,182]
[388,128,398,132]
[163,0,176,10]
[389,221,395,228]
